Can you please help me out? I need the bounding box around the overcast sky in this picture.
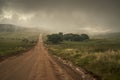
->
[0,0,120,34]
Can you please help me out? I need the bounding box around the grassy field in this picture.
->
[0,32,39,57]
[47,39,120,80]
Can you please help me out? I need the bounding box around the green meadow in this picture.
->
[0,32,39,57]
[47,39,120,80]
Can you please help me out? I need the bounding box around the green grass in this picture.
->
[0,32,39,57]
[47,39,120,80]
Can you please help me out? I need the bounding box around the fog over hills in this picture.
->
[92,32,120,39]
[0,24,22,32]
[0,24,41,32]
[0,24,119,39]
[0,0,120,34]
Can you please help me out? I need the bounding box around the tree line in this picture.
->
[47,32,89,44]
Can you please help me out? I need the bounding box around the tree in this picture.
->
[63,33,73,41]
[47,34,63,44]
[63,33,84,41]
[81,34,89,40]
[72,34,82,41]
[58,32,63,36]
[46,33,90,44]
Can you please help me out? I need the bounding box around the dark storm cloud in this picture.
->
[4,0,120,13]
[0,0,120,33]
[0,0,6,13]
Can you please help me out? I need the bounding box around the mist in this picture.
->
[0,0,120,34]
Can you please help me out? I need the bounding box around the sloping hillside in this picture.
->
[0,24,23,32]
[0,24,40,32]
[92,32,120,39]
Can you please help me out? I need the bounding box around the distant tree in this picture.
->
[81,34,89,40]
[63,33,73,41]
[47,34,63,44]
[63,33,84,41]
[46,33,90,44]
[58,32,63,36]
[58,32,63,40]
[72,34,82,41]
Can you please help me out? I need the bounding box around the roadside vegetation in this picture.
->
[0,32,39,57]
[46,33,120,80]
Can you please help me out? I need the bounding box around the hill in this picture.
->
[92,32,120,39]
[0,24,40,32]
[0,24,23,32]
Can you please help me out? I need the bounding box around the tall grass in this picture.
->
[47,39,120,80]
[0,32,39,57]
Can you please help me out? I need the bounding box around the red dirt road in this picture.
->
[0,35,81,80]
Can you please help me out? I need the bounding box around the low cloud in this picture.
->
[0,0,120,34]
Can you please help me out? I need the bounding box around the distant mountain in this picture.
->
[0,24,39,32]
[92,32,120,39]
[0,24,24,32]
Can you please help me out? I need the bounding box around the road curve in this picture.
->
[0,35,81,80]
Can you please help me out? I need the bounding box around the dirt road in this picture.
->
[0,35,81,80]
